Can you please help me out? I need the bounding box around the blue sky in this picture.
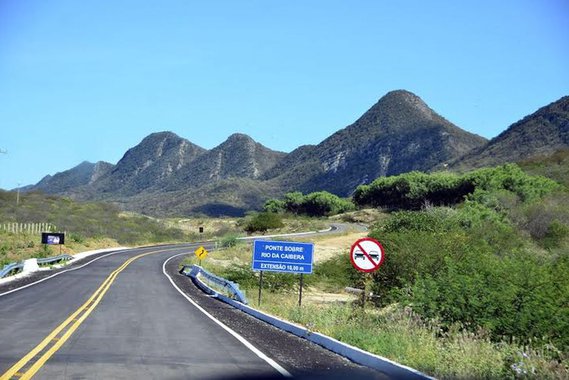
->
[1,0,568,190]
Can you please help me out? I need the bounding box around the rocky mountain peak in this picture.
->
[379,89,433,116]
[264,90,487,196]
[225,133,255,143]
[171,133,286,186]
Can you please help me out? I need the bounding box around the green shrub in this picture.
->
[244,212,284,233]
[69,233,85,244]
[0,190,188,245]
[354,171,474,209]
[218,264,258,289]
[263,199,285,213]
[542,220,569,250]
[264,191,354,217]
[302,191,355,216]
[368,206,569,350]
[218,233,241,248]
[219,264,301,292]
[466,164,560,203]
[354,164,559,210]
[283,191,304,214]
[408,249,569,349]
[313,253,359,291]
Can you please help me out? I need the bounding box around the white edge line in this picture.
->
[0,248,131,298]
[162,252,292,378]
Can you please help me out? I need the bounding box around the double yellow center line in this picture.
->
[1,248,175,380]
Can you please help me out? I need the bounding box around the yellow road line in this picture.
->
[1,248,182,380]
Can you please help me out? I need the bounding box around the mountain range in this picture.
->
[26,90,569,216]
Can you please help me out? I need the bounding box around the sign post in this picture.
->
[299,273,304,307]
[350,237,385,309]
[194,246,208,266]
[258,271,264,306]
[41,232,65,254]
[252,240,314,307]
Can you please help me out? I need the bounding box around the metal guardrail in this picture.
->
[37,254,73,266]
[180,264,248,305]
[0,262,24,279]
[1,254,74,279]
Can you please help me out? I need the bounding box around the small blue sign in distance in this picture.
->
[252,240,314,274]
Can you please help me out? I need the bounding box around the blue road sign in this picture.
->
[252,240,314,274]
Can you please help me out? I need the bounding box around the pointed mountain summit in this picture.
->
[170,133,286,188]
[93,131,206,195]
[452,95,569,169]
[31,161,114,195]
[264,90,487,195]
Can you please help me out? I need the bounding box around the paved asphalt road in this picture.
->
[0,229,390,380]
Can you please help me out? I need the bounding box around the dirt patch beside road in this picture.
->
[310,232,367,263]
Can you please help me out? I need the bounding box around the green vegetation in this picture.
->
[191,233,568,379]
[255,295,557,379]
[354,164,559,209]
[243,212,284,233]
[193,160,569,379]
[0,191,329,265]
[0,191,188,245]
[368,207,569,346]
[5,155,569,378]
[0,190,192,264]
[519,149,569,188]
[264,191,355,216]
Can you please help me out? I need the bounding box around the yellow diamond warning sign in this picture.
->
[194,246,208,260]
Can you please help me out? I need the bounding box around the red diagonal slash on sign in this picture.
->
[350,237,385,273]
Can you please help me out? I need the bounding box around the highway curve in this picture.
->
[0,242,387,379]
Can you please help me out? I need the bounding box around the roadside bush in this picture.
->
[465,164,560,203]
[283,191,304,214]
[313,253,358,291]
[368,206,569,350]
[263,199,285,214]
[218,233,241,248]
[301,191,355,216]
[517,192,569,248]
[408,249,569,349]
[263,191,354,216]
[69,233,85,244]
[218,264,258,289]
[219,264,302,292]
[244,212,284,233]
[354,171,473,209]
[354,164,559,210]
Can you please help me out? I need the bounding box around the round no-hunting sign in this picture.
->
[350,237,385,273]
